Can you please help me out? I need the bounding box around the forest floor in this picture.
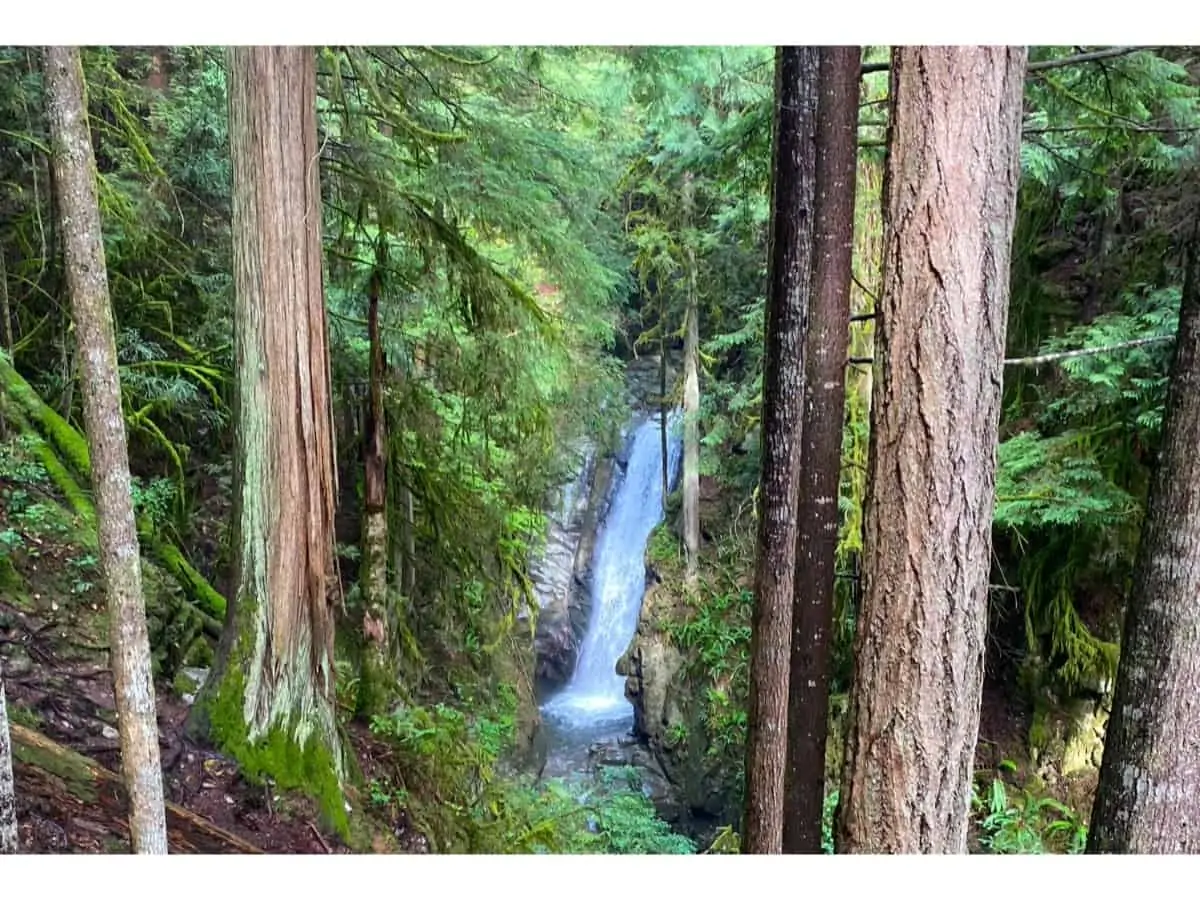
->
[1,472,1094,854]
[0,482,432,854]
[1,551,343,853]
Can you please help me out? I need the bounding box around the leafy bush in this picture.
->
[972,762,1087,854]
[367,700,692,854]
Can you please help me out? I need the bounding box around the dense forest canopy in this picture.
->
[1,43,1199,855]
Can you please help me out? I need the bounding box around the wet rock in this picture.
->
[618,581,742,839]
[174,666,210,706]
[530,447,617,695]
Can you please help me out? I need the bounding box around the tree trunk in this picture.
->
[358,268,393,719]
[682,173,701,585]
[741,45,819,855]
[782,45,861,854]
[0,663,17,854]
[43,44,169,855]
[0,249,11,441]
[660,290,669,514]
[193,46,343,829]
[0,249,12,357]
[836,45,1026,854]
[1087,220,1200,854]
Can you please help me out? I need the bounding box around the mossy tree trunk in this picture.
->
[358,266,393,719]
[192,46,344,830]
[0,662,17,854]
[681,172,701,587]
[0,249,11,441]
[742,45,819,855]
[836,45,1026,854]
[44,44,169,855]
[1087,221,1200,854]
[783,45,860,855]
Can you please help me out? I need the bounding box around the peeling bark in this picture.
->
[836,45,1026,854]
[44,44,169,854]
[783,45,861,854]
[742,45,819,855]
[1088,221,1200,854]
[200,46,341,778]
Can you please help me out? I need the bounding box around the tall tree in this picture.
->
[193,46,343,818]
[836,45,1026,854]
[1087,218,1200,854]
[358,254,392,720]
[741,45,818,855]
[681,171,701,586]
[783,45,861,854]
[0,661,16,854]
[43,44,169,854]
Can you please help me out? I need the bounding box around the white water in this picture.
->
[541,411,683,736]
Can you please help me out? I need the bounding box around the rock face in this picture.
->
[527,351,676,696]
[528,445,616,695]
[617,578,741,841]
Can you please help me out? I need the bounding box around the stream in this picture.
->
[539,411,682,776]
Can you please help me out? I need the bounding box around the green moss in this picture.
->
[11,732,99,803]
[201,656,349,839]
[1028,701,1051,756]
[2,356,226,626]
[195,593,348,840]
[0,551,21,591]
[146,538,227,620]
[8,702,43,730]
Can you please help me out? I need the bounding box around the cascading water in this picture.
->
[542,410,683,742]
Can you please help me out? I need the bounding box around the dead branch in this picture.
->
[1003,335,1173,368]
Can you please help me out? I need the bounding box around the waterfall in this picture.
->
[542,410,683,732]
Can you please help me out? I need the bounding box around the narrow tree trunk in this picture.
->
[193,46,343,826]
[44,44,169,855]
[660,290,669,514]
[0,663,17,853]
[782,45,861,854]
[358,269,392,719]
[0,249,11,441]
[836,45,1026,854]
[0,250,12,356]
[682,173,701,585]
[1087,221,1200,854]
[741,45,819,855]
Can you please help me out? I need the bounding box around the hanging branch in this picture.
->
[1002,335,1173,367]
[845,335,1175,370]
[1027,46,1155,73]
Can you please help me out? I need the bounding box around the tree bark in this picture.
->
[682,173,701,585]
[660,287,669,514]
[195,46,343,808]
[0,663,17,854]
[43,44,169,855]
[741,45,819,855]
[783,45,861,854]
[836,45,1026,854]
[0,249,11,441]
[358,267,393,719]
[0,250,12,358]
[1087,220,1200,854]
